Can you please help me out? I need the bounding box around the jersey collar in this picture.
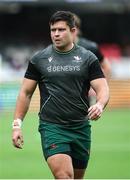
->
[53,43,76,55]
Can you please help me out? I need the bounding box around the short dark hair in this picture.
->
[49,11,75,29]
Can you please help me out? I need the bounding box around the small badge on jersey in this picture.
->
[73,56,82,62]
[49,143,57,150]
[48,56,53,62]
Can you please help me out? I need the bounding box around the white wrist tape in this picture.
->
[12,118,22,129]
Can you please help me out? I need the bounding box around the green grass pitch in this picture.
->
[0,108,130,179]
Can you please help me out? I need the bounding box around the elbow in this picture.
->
[19,90,33,100]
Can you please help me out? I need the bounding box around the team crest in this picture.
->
[48,56,53,62]
[73,56,82,62]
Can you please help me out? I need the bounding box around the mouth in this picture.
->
[54,40,61,46]
[55,39,60,42]
[54,38,61,41]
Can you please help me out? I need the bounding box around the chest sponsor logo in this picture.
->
[47,65,80,72]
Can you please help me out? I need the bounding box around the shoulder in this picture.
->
[30,44,53,64]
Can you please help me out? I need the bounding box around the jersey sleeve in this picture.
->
[89,60,105,81]
[24,61,41,81]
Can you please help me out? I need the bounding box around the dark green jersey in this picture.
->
[25,44,104,124]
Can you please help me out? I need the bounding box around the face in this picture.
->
[50,21,75,52]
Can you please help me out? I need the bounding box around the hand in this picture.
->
[88,102,103,120]
[12,128,24,149]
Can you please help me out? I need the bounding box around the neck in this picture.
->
[54,43,74,52]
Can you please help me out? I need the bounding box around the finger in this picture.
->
[88,106,93,113]
[13,141,22,149]
[15,143,23,149]
[20,135,24,146]
[12,137,23,149]
[88,108,101,119]
[90,113,102,120]
[88,106,97,118]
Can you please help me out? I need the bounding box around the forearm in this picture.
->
[14,92,32,121]
[12,79,37,149]
[88,78,110,120]
[96,85,109,109]
[12,92,31,149]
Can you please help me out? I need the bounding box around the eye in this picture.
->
[51,28,56,32]
[59,28,66,32]
[51,29,56,32]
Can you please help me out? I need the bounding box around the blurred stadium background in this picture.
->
[0,0,130,179]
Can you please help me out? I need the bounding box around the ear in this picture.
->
[71,27,76,33]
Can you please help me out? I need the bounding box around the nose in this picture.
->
[55,29,59,36]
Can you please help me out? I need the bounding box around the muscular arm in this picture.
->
[14,78,37,120]
[12,78,37,149]
[88,78,109,120]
